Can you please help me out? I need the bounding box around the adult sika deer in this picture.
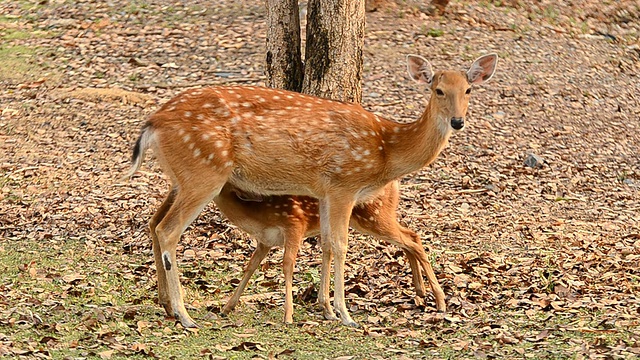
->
[125,53,498,328]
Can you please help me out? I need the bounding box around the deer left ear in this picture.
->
[467,53,498,85]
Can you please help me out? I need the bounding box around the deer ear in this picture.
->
[406,55,434,85]
[467,53,498,85]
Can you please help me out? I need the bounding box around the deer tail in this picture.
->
[121,123,155,181]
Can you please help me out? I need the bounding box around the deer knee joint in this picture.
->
[162,251,172,271]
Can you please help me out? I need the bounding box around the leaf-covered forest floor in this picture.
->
[1,0,639,358]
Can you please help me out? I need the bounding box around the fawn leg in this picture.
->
[351,208,442,310]
[282,226,304,324]
[317,233,337,321]
[405,249,426,297]
[395,227,446,312]
[222,242,272,315]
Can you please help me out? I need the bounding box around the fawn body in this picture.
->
[216,180,432,324]
[126,54,497,327]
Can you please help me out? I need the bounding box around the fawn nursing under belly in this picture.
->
[215,180,433,324]
[125,53,497,327]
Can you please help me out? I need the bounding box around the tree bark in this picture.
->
[302,0,365,103]
[426,0,450,15]
[265,0,304,92]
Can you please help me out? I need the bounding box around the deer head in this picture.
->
[407,53,497,134]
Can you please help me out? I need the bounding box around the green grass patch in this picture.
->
[0,238,444,359]
[2,237,638,359]
[1,28,53,41]
[0,45,61,84]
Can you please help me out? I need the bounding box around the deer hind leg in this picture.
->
[282,226,304,324]
[222,242,272,315]
[320,196,358,327]
[149,187,177,316]
[154,184,223,328]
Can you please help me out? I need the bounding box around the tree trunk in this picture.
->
[265,0,304,92]
[302,0,365,103]
[426,0,450,15]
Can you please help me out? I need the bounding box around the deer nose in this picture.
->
[451,117,464,130]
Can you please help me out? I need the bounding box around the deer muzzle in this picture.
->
[450,117,465,130]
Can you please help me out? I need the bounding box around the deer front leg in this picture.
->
[222,242,272,315]
[320,196,358,327]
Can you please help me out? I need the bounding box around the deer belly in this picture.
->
[262,227,285,247]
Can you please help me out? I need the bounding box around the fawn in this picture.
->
[125,53,497,327]
[216,180,433,324]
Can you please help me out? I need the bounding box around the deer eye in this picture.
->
[465,88,472,94]
[435,89,444,96]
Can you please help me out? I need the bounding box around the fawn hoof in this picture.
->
[220,304,233,316]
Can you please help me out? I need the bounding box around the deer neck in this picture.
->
[382,103,451,180]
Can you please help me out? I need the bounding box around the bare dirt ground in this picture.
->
[1,0,639,358]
